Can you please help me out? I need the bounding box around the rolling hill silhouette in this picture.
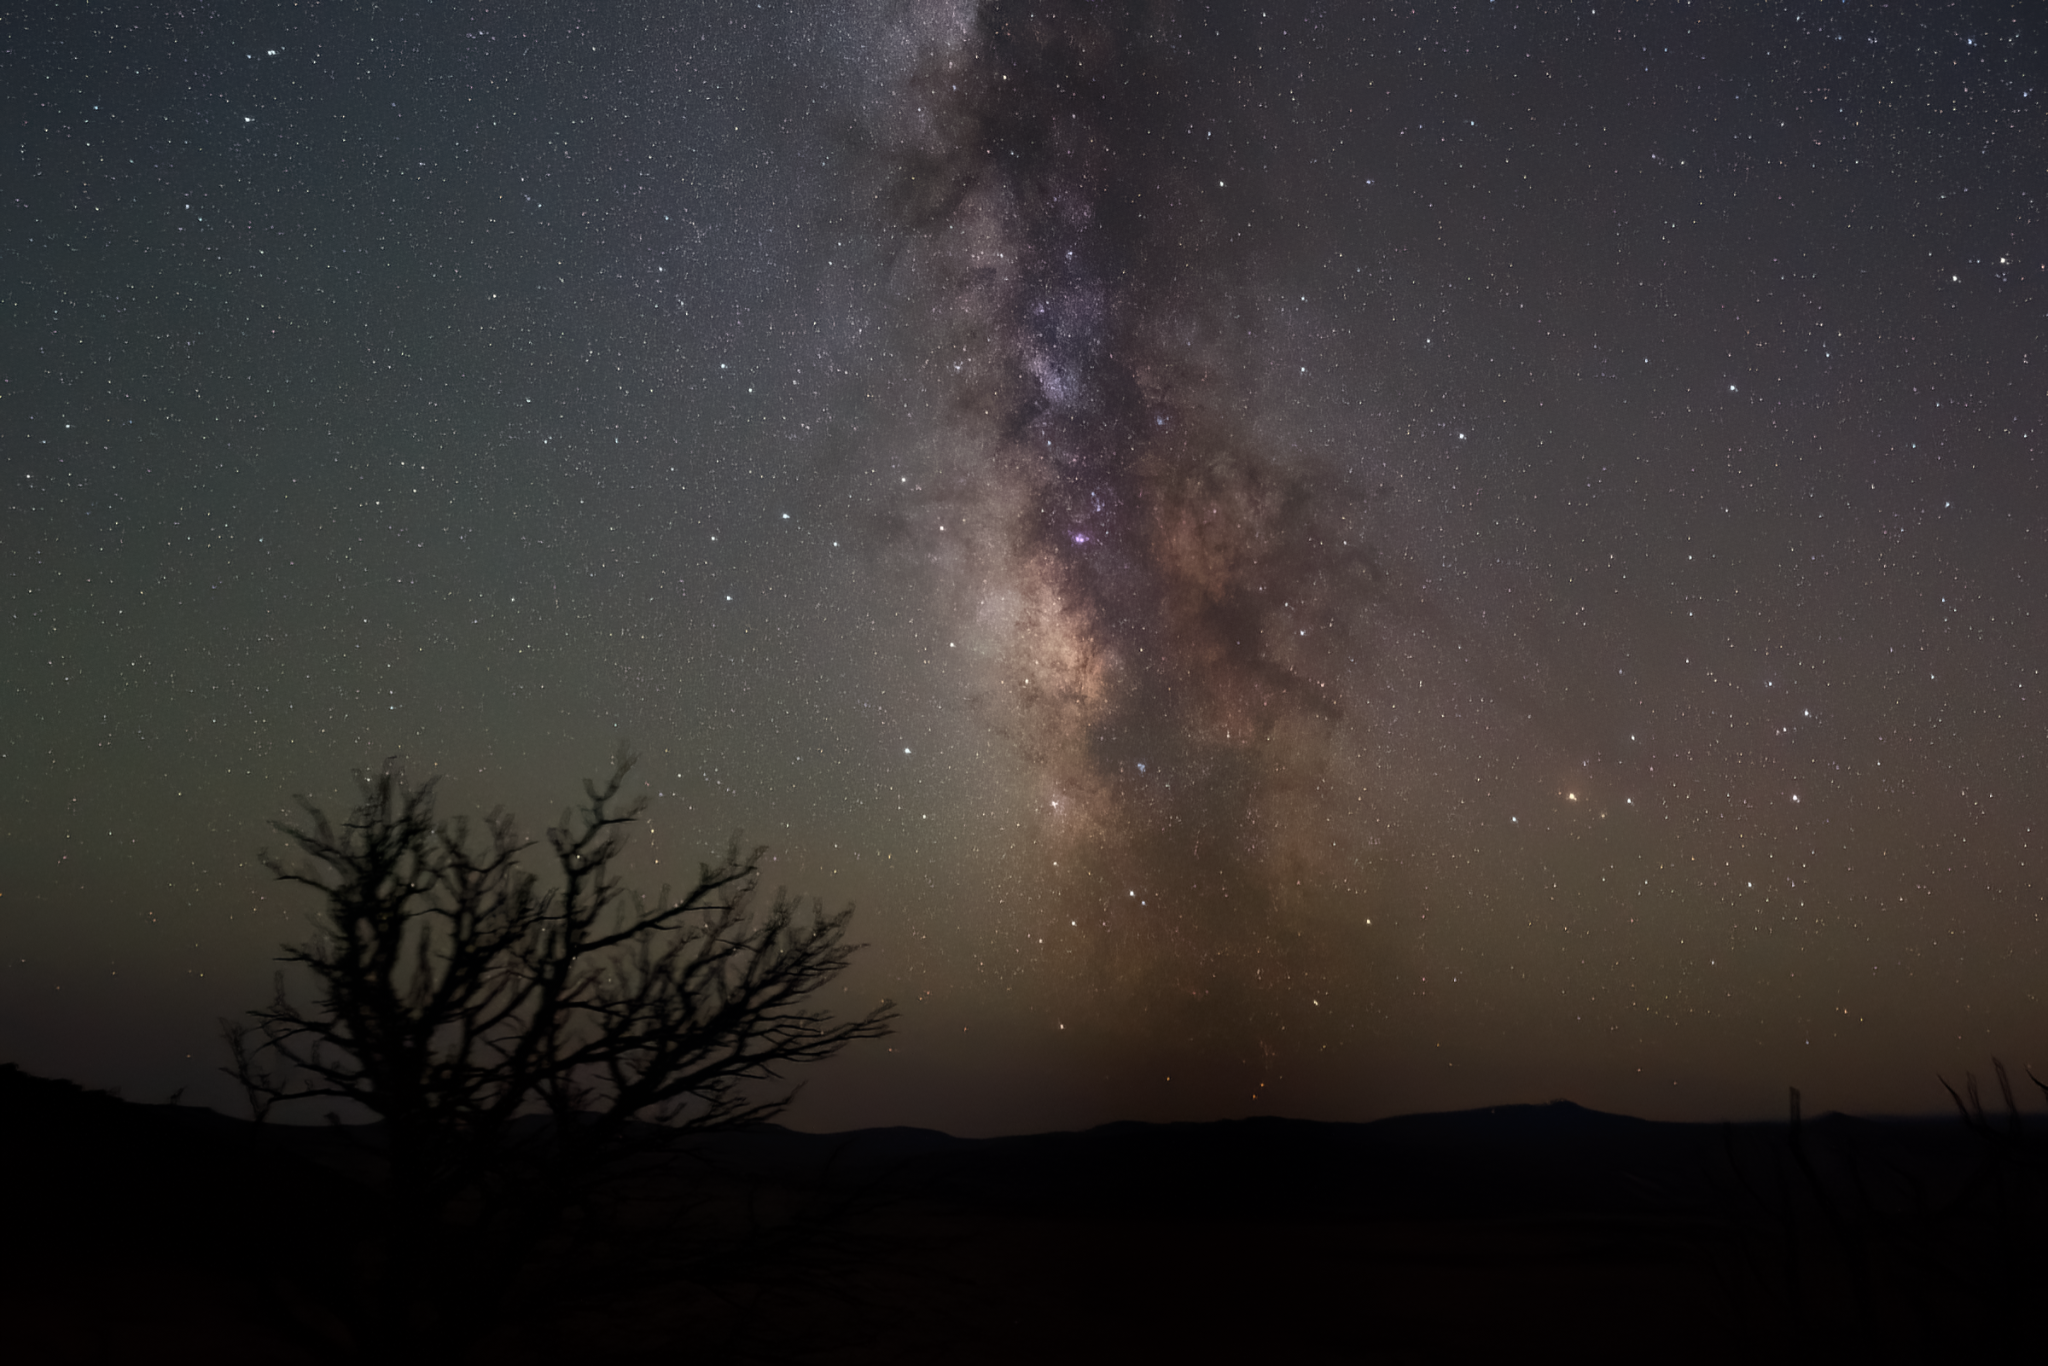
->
[3,1064,2036,1363]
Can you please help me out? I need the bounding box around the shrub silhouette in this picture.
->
[223,752,894,1357]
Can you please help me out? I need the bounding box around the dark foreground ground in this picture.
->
[4,1065,2043,1364]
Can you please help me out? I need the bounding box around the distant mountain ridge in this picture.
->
[0,1062,1991,1226]
[9,1062,2036,1363]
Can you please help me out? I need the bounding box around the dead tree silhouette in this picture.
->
[223,751,895,1361]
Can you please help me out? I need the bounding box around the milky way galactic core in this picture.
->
[871,1,1512,1042]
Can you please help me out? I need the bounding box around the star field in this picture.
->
[2,0,2044,1134]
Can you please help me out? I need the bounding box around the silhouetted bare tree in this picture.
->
[223,751,894,1356]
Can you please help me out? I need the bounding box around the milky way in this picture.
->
[876,1,1420,1035]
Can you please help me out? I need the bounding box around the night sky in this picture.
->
[5,0,2045,1136]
